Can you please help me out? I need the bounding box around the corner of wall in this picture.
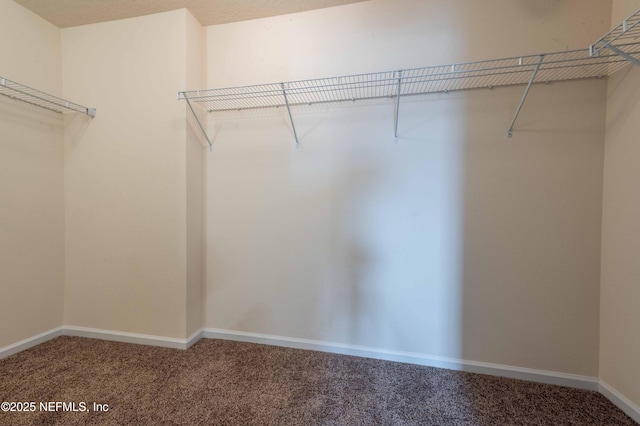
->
[61,9,194,340]
[599,0,640,414]
[185,7,207,338]
[0,0,65,349]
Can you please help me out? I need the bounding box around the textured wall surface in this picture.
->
[600,0,640,411]
[62,10,191,338]
[203,0,609,376]
[0,0,65,348]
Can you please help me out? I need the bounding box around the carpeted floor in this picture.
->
[0,337,636,425]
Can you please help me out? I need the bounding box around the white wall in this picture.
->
[186,9,206,338]
[206,0,610,86]
[0,0,65,348]
[600,0,640,410]
[61,9,197,339]
[203,0,609,375]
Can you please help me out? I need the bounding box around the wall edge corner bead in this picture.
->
[0,76,96,118]
[178,9,640,147]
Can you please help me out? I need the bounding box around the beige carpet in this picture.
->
[0,336,636,425]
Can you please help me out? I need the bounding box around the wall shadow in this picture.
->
[459,79,606,385]
[204,92,467,357]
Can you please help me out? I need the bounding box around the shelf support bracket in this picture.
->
[605,44,640,68]
[394,71,402,143]
[281,83,300,148]
[508,55,545,138]
[185,97,213,151]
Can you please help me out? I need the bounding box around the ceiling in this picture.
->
[13,0,369,28]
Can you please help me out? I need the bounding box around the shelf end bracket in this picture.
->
[184,96,213,151]
[606,44,640,68]
[394,71,402,143]
[507,55,545,138]
[281,83,300,148]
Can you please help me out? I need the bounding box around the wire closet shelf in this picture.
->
[178,9,640,148]
[180,46,638,112]
[591,8,640,60]
[0,77,96,117]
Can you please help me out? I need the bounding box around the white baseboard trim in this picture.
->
[599,380,640,423]
[201,328,599,391]
[1,326,199,355]
[11,325,640,411]
[185,329,203,349]
[63,326,193,349]
[0,327,64,359]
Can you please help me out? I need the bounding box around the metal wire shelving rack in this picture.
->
[0,76,96,118]
[591,9,640,64]
[179,9,640,149]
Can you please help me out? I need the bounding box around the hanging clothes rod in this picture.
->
[0,76,96,118]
